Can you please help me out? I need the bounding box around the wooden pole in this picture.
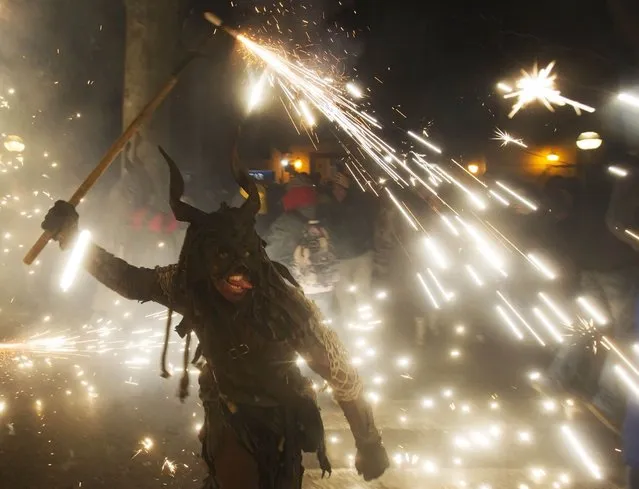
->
[23,55,196,265]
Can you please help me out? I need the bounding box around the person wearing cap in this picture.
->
[321,170,378,323]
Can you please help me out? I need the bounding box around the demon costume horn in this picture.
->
[158,146,206,224]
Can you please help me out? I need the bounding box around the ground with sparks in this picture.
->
[0,306,624,489]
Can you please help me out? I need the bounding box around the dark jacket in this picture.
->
[574,165,639,272]
[320,190,377,260]
[264,207,315,266]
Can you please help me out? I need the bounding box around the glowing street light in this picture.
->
[546,153,559,162]
[576,132,602,151]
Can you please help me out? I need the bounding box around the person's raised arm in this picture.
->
[42,201,181,309]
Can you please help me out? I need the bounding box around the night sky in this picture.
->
[2,0,639,193]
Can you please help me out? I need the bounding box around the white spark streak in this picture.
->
[247,71,268,112]
[427,268,454,302]
[440,215,460,236]
[601,336,639,377]
[626,229,639,242]
[298,100,315,126]
[345,82,363,98]
[618,92,639,109]
[538,292,572,325]
[527,253,557,280]
[608,165,628,178]
[417,273,440,309]
[496,182,537,211]
[497,292,546,346]
[407,130,442,154]
[614,365,639,398]
[532,307,564,344]
[576,297,608,325]
[489,190,510,206]
[385,188,418,231]
[465,264,484,287]
[60,230,92,292]
[560,425,603,480]
[425,238,448,269]
[496,305,524,340]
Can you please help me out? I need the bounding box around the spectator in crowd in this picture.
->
[549,152,639,425]
[321,170,378,324]
[264,173,338,317]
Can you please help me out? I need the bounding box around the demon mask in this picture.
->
[159,147,265,303]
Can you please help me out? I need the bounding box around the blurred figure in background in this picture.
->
[321,170,378,324]
[265,173,338,317]
[548,152,639,426]
[605,156,639,487]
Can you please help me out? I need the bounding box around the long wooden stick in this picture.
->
[23,55,196,265]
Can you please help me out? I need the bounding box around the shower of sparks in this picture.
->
[0,335,76,354]
[499,62,595,118]
[162,457,178,476]
[493,128,528,148]
[0,11,621,487]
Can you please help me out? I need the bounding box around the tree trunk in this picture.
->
[122,0,184,205]
[92,0,186,314]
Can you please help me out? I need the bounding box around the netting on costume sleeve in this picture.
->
[294,298,364,402]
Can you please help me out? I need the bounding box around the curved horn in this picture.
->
[230,127,260,216]
[158,146,206,223]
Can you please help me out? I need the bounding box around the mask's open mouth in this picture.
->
[225,274,253,293]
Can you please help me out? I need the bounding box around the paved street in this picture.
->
[0,309,624,489]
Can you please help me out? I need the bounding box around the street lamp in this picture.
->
[576,132,602,151]
[467,163,479,174]
[546,153,559,162]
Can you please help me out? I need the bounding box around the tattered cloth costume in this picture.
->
[75,149,384,488]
